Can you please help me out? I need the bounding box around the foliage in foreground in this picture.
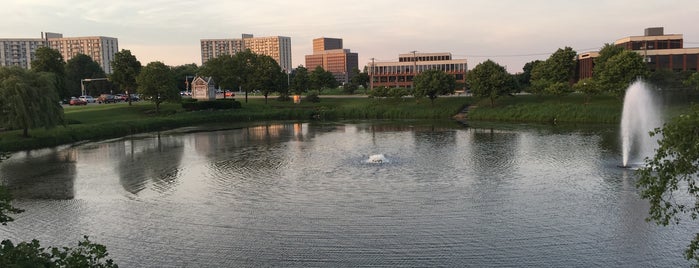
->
[0,236,118,268]
[637,105,699,264]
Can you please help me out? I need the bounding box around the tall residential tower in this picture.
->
[200,34,292,72]
[0,32,119,74]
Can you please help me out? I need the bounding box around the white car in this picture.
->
[79,95,96,103]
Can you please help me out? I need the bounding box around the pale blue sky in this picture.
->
[3,0,698,73]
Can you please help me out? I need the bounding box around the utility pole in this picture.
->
[410,51,417,88]
[369,58,375,91]
[80,78,109,97]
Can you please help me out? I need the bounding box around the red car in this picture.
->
[69,97,87,106]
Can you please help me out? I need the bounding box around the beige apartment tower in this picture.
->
[47,34,119,74]
[201,34,292,72]
[0,32,119,74]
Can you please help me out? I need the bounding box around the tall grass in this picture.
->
[467,94,622,124]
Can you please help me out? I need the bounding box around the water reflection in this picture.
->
[117,133,184,195]
[469,128,519,180]
[0,122,696,267]
[0,148,76,199]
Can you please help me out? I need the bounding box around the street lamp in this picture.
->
[185,75,194,94]
[80,78,109,96]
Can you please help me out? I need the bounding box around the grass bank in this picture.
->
[0,97,469,152]
[467,94,623,124]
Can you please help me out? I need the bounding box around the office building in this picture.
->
[305,37,358,84]
[577,27,699,80]
[201,34,292,72]
[370,52,468,89]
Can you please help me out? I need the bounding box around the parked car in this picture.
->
[129,94,140,102]
[79,95,96,103]
[97,94,117,104]
[69,97,87,106]
[115,94,128,102]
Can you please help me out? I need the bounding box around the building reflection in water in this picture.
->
[117,133,185,195]
[0,148,77,199]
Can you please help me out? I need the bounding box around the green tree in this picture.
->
[684,72,699,94]
[530,47,577,96]
[65,54,107,97]
[110,50,142,106]
[593,43,625,76]
[198,54,237,93]
[412,69,456,104]
[349,68,369,92]
[0,67,64,137]
[291,65,309,95]
[309,66,338,92]
[137,61,179,113]
[466,60,513,107]
[251,55,284,104]
[30,47,68,100]
[172,63,199,92]
[637,105,699,264]
[594,50,648,97]
[516,60,541,93]
[573,78,600,104]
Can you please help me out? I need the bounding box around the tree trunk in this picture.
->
[22,128,29,138]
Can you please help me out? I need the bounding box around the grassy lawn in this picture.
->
[2,93,692,152]
[0,96,471,152]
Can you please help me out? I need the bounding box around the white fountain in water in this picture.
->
[620,80,663,168]
[367,154,389,163]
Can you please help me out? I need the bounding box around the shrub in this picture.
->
[181,99,241,111]
[306,90,321,103]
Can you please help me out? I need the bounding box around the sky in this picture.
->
[3,0,698,73]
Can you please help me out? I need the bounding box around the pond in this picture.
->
[0,121,695,267]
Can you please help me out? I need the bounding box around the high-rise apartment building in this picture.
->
[47,34,119,74]
[305,37,358,84]
[0,38,44,69]
[370,52,468,89]
[0,32,119,74]
[200,34,292,72]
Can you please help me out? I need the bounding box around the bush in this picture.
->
[306,90,321,103]
[181,99,241,111]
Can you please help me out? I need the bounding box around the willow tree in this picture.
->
[0,67,63,137]
[30,47,67,99]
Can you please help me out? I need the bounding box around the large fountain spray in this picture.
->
[620,80,662,168]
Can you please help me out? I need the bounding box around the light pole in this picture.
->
[185,75,194,95]
[80,78,109,97]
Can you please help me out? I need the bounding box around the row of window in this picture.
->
[372,73,466,83]
[398,55,452,62]
[371,63,467,74]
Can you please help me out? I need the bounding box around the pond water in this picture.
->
[0,121,696,267]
